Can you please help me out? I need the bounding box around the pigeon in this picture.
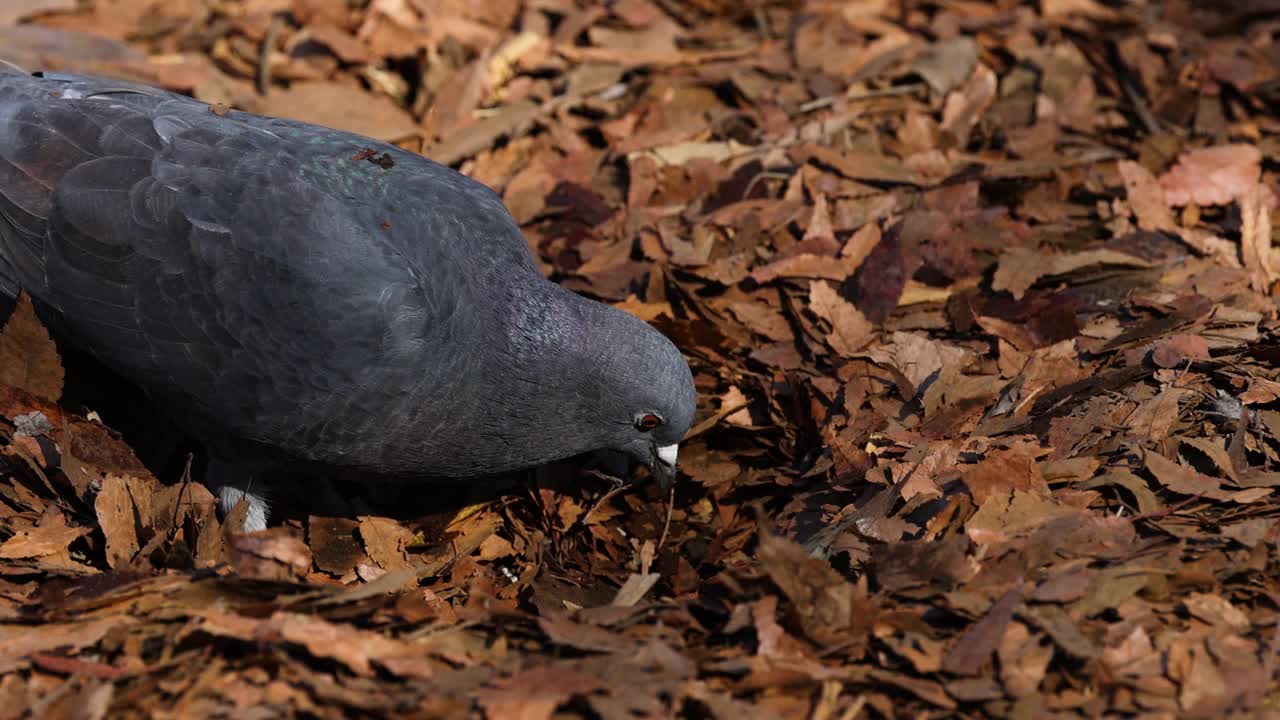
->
[0,70,697,530]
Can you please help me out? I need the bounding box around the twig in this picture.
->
[798,82,928,115]
[1106,40,1162,137]
[257,15,284,95]
[168,452,195,538]
[1126,492,1207,523]
[684,401,750,441]
[580,470,629,526]
[741,170,793,201]
[657,482,675,551]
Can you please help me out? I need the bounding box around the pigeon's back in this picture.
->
[0,70,543,471]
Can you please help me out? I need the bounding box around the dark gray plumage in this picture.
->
[0,70,695,529]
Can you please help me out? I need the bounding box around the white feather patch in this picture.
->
[657,444,678,467]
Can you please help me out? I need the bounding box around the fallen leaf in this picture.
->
[611,572,659,606]
[912,37,978,96]
[943,589,1024,676]
[0,292,64,402]
[1117,160,1175,231]
[198,609,436,679]
[310,516,365,576]
[962,449,1050,505]
[757,530,867,646]
[940,63,997,148]
[1183,592,1250,631]
[0,616,134,674]
[809,281,875,356]
[1240,183,1276,292]
[254,81,419,142]
[0,0,77,25]
[359,516,414,572]
[0,509,89,562]
[94,475,139,569]
[476,663,603,720]
[997,622,1052,696]
[1150,334,1210,368]
[1158,144,1262,206]
[993,247,1152,300]
[226,529,312,581]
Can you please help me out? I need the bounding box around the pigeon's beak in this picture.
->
[653,443,678,489]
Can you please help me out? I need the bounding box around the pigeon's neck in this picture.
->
[440,280,621,471]
[509,280,602,353]
[500,281,619,398]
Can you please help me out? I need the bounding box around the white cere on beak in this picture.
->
[657,444,678,467]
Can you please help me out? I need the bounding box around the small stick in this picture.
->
[657,482,675,550]
[257,15,284,95]
[798,82,928,114]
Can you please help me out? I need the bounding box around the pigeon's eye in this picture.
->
[636,413,662,431]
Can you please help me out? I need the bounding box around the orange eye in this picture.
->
[637,413,662,431]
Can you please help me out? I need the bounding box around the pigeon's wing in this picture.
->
[0,72,471,468]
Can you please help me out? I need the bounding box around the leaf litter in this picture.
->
[2,0,1280,717]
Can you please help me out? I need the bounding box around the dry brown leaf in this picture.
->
[940,63,997,148]
[962,449,1050,506]
[304,25,373,64]
[0,0,77,25]
[1144,451,1226,498]
[809,280,875,356]
[751,253,854,283]
[1117,160,1175,231]
[0,616,133,674]
[841,222,882,273]
[615,294,672,323]
[611,572,659,606]
[943,589,1023,676]
[1150,334,1210,368]
[310,516,365,576]
[0,292,64,402]
[554,42,756,68]
[997,622,1053,697]
[1101,625,1155,674]
[359,516,414,572]
[758,530,866,646]
[94,474,139,569]
[254,81,419,142]
[0,508,89,562]
[1158,144,1262,206]
[476,664,603,720]
[478,532,515,560]
[726,301,793,342]
[227,529,313,581]
[1178,642,1230,714]
[198,609,436,679]
[965,490,1082,546]
[1125,386,1190,442]
[863,331,969,393]
[800,192,837,251]
[993,247,1152,300]
[791,144,925,186]
[1240,182,1276,292]
[630,139,754,167]
[1183,592,1250,631]
[912,37,978,96]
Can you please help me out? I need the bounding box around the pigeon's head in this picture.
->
[585,306,697,487]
